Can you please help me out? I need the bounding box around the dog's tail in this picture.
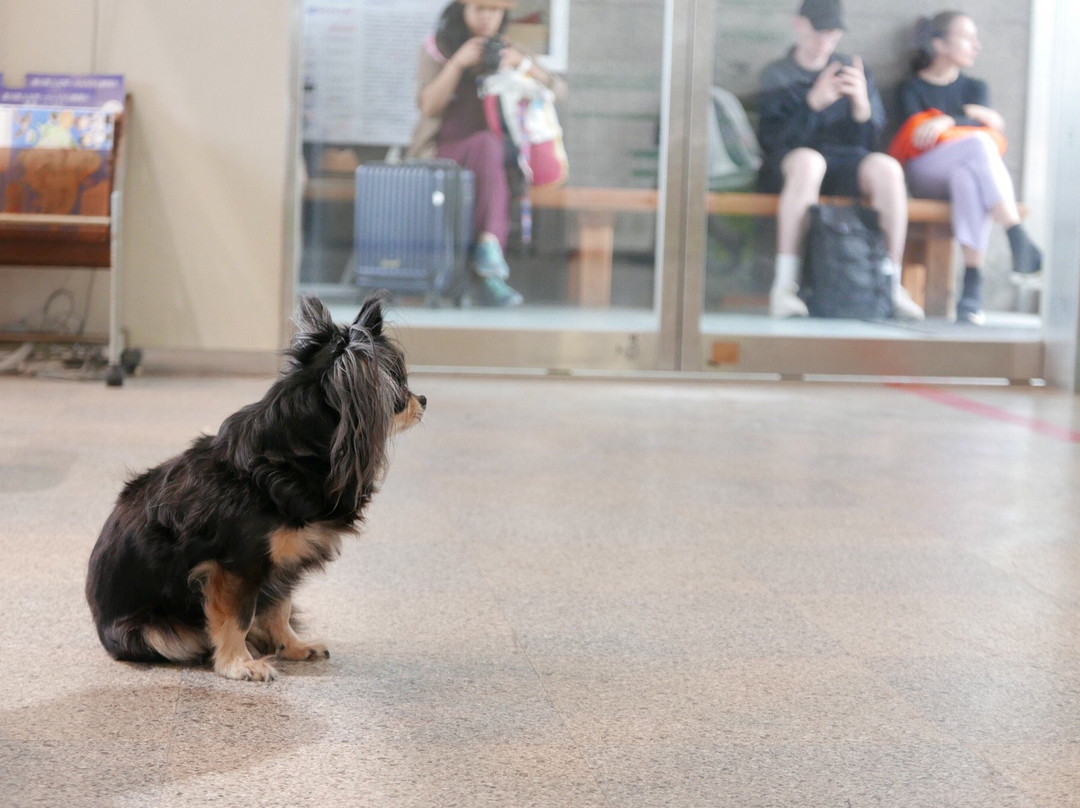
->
[98,616,209,664]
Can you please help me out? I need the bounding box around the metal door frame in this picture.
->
[1032,0,1080,389]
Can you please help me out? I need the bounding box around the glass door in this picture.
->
[297,0,686,372]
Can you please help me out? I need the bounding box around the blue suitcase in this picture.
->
[349,160,474,305]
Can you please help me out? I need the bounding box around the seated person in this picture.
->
[896,11,1041,325]
[756,0,923,319]
[407,0,567,307]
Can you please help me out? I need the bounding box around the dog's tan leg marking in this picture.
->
[257,598,330,661]
[198,561,277,682]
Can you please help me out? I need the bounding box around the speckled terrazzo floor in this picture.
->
[1,372,1079,807]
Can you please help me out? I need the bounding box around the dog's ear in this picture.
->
[291,295,332,339]
[290,295,336,353]
[296,295,333,333]
[352,294,384,338]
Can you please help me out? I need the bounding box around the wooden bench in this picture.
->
[303,175,959,315]
[0,97,132,384]
[530,186,956,315]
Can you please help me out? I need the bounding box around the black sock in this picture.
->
[1007,224,1043,274]
[960,266,982,305]
[956,267,983,321]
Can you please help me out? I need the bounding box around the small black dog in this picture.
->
[86,295,424,681]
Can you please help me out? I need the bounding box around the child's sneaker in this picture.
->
[472,240,511,279]
[472,277,523,307]
[891,286,925,321]
[769,286,809,318]
[956,295,986,325]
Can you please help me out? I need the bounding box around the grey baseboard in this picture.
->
[139,348,283,377]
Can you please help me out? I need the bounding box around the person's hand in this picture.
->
[837,56,871,122]
[806,61,844,112]
[450,36,488,70]
[912,114,955,150]
[963,104,1005,131]
[499,44,526,71]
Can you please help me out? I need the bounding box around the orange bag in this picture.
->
[888,108,1007,165]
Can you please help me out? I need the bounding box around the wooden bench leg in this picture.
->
[903,222,955,317]
[921,223,955,318]
[902,263,927,310]
[567,211,615,307]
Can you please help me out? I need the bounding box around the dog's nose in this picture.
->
[417,395,427,409]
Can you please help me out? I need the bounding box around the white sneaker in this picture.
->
[769,286,809,318]
[892,286,925,321]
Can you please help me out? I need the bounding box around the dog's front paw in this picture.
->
[216,657,279,682]
[277,640,330,661]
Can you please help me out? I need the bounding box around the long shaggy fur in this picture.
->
[85,295,424,681]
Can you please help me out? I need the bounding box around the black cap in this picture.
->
[799,0,846,31]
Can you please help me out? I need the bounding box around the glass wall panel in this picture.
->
[694,0,1044,379]
[297,0,674,371]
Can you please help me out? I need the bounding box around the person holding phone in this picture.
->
[407,0,566,307]
[756,0,923,320]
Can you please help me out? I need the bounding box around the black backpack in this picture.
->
[800,203,893,319]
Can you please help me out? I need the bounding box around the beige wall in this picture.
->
[0,0,297,354]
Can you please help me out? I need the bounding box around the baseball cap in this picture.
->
[799,0,846,31]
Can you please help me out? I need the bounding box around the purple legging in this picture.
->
[903,134,1015,253]
[437,130,510,249]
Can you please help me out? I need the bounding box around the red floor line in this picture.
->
[889,383,1080,443]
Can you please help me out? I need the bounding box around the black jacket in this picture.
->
[757,50,886,177]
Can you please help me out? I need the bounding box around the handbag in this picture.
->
[888,108,1007,165]
[800,203,893,319]
[520,90,568,187]
[480,62,568,187]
